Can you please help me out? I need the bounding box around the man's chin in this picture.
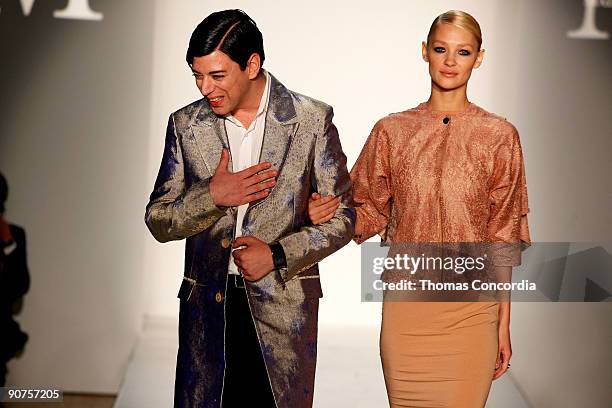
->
[210,106,229,116]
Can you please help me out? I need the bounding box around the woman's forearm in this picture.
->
[499,301,510,328]
[496,265,512,327]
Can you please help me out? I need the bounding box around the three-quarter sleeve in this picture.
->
[351,120,393,244]
[487,125,531,266]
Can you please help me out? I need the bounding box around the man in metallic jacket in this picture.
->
[145,9,354,408]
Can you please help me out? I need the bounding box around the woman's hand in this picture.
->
[308,193,340,225]
[493,321,512,380]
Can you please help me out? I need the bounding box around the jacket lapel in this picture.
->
[248,74,299,211]
[189,103,233,176]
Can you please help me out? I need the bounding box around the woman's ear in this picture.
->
[473,48,485,69]
[421,41,429,62]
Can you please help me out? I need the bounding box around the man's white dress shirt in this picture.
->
[224,70,271,275]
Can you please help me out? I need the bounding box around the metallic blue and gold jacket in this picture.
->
[145,73,355,408]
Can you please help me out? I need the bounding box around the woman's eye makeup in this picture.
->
[431,46,472,56]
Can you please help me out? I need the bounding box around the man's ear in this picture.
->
[246,53,262,79]
[421,41,429,62]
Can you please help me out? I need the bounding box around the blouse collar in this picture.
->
[417,101,479,118]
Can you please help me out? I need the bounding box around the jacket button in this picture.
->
[215,291,224,303]
[221,238,231,248]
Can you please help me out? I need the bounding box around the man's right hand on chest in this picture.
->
[209,149,278,207]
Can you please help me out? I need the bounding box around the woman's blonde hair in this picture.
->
[427,10,482,50]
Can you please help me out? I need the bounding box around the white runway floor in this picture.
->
[114,317,530,408]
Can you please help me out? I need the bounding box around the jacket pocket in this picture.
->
[177,276,207,302]
[177,279,195,302]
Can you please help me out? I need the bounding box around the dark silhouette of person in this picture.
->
[0,172,29,386]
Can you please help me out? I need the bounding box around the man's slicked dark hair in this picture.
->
[186,9,265,70]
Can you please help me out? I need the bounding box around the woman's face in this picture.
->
[422,23,484,92]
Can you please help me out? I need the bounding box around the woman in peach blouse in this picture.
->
[309,10,530,408]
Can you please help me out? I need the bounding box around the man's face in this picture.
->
[191,50,254,117]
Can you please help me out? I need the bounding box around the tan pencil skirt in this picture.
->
[380,301,499,408]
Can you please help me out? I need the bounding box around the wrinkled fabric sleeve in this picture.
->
[145,115,225,243]
[277,107,355,282]
[350,120,392,244]
[487,125,531,266]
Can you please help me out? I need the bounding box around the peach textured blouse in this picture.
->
[351,102,531,266]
